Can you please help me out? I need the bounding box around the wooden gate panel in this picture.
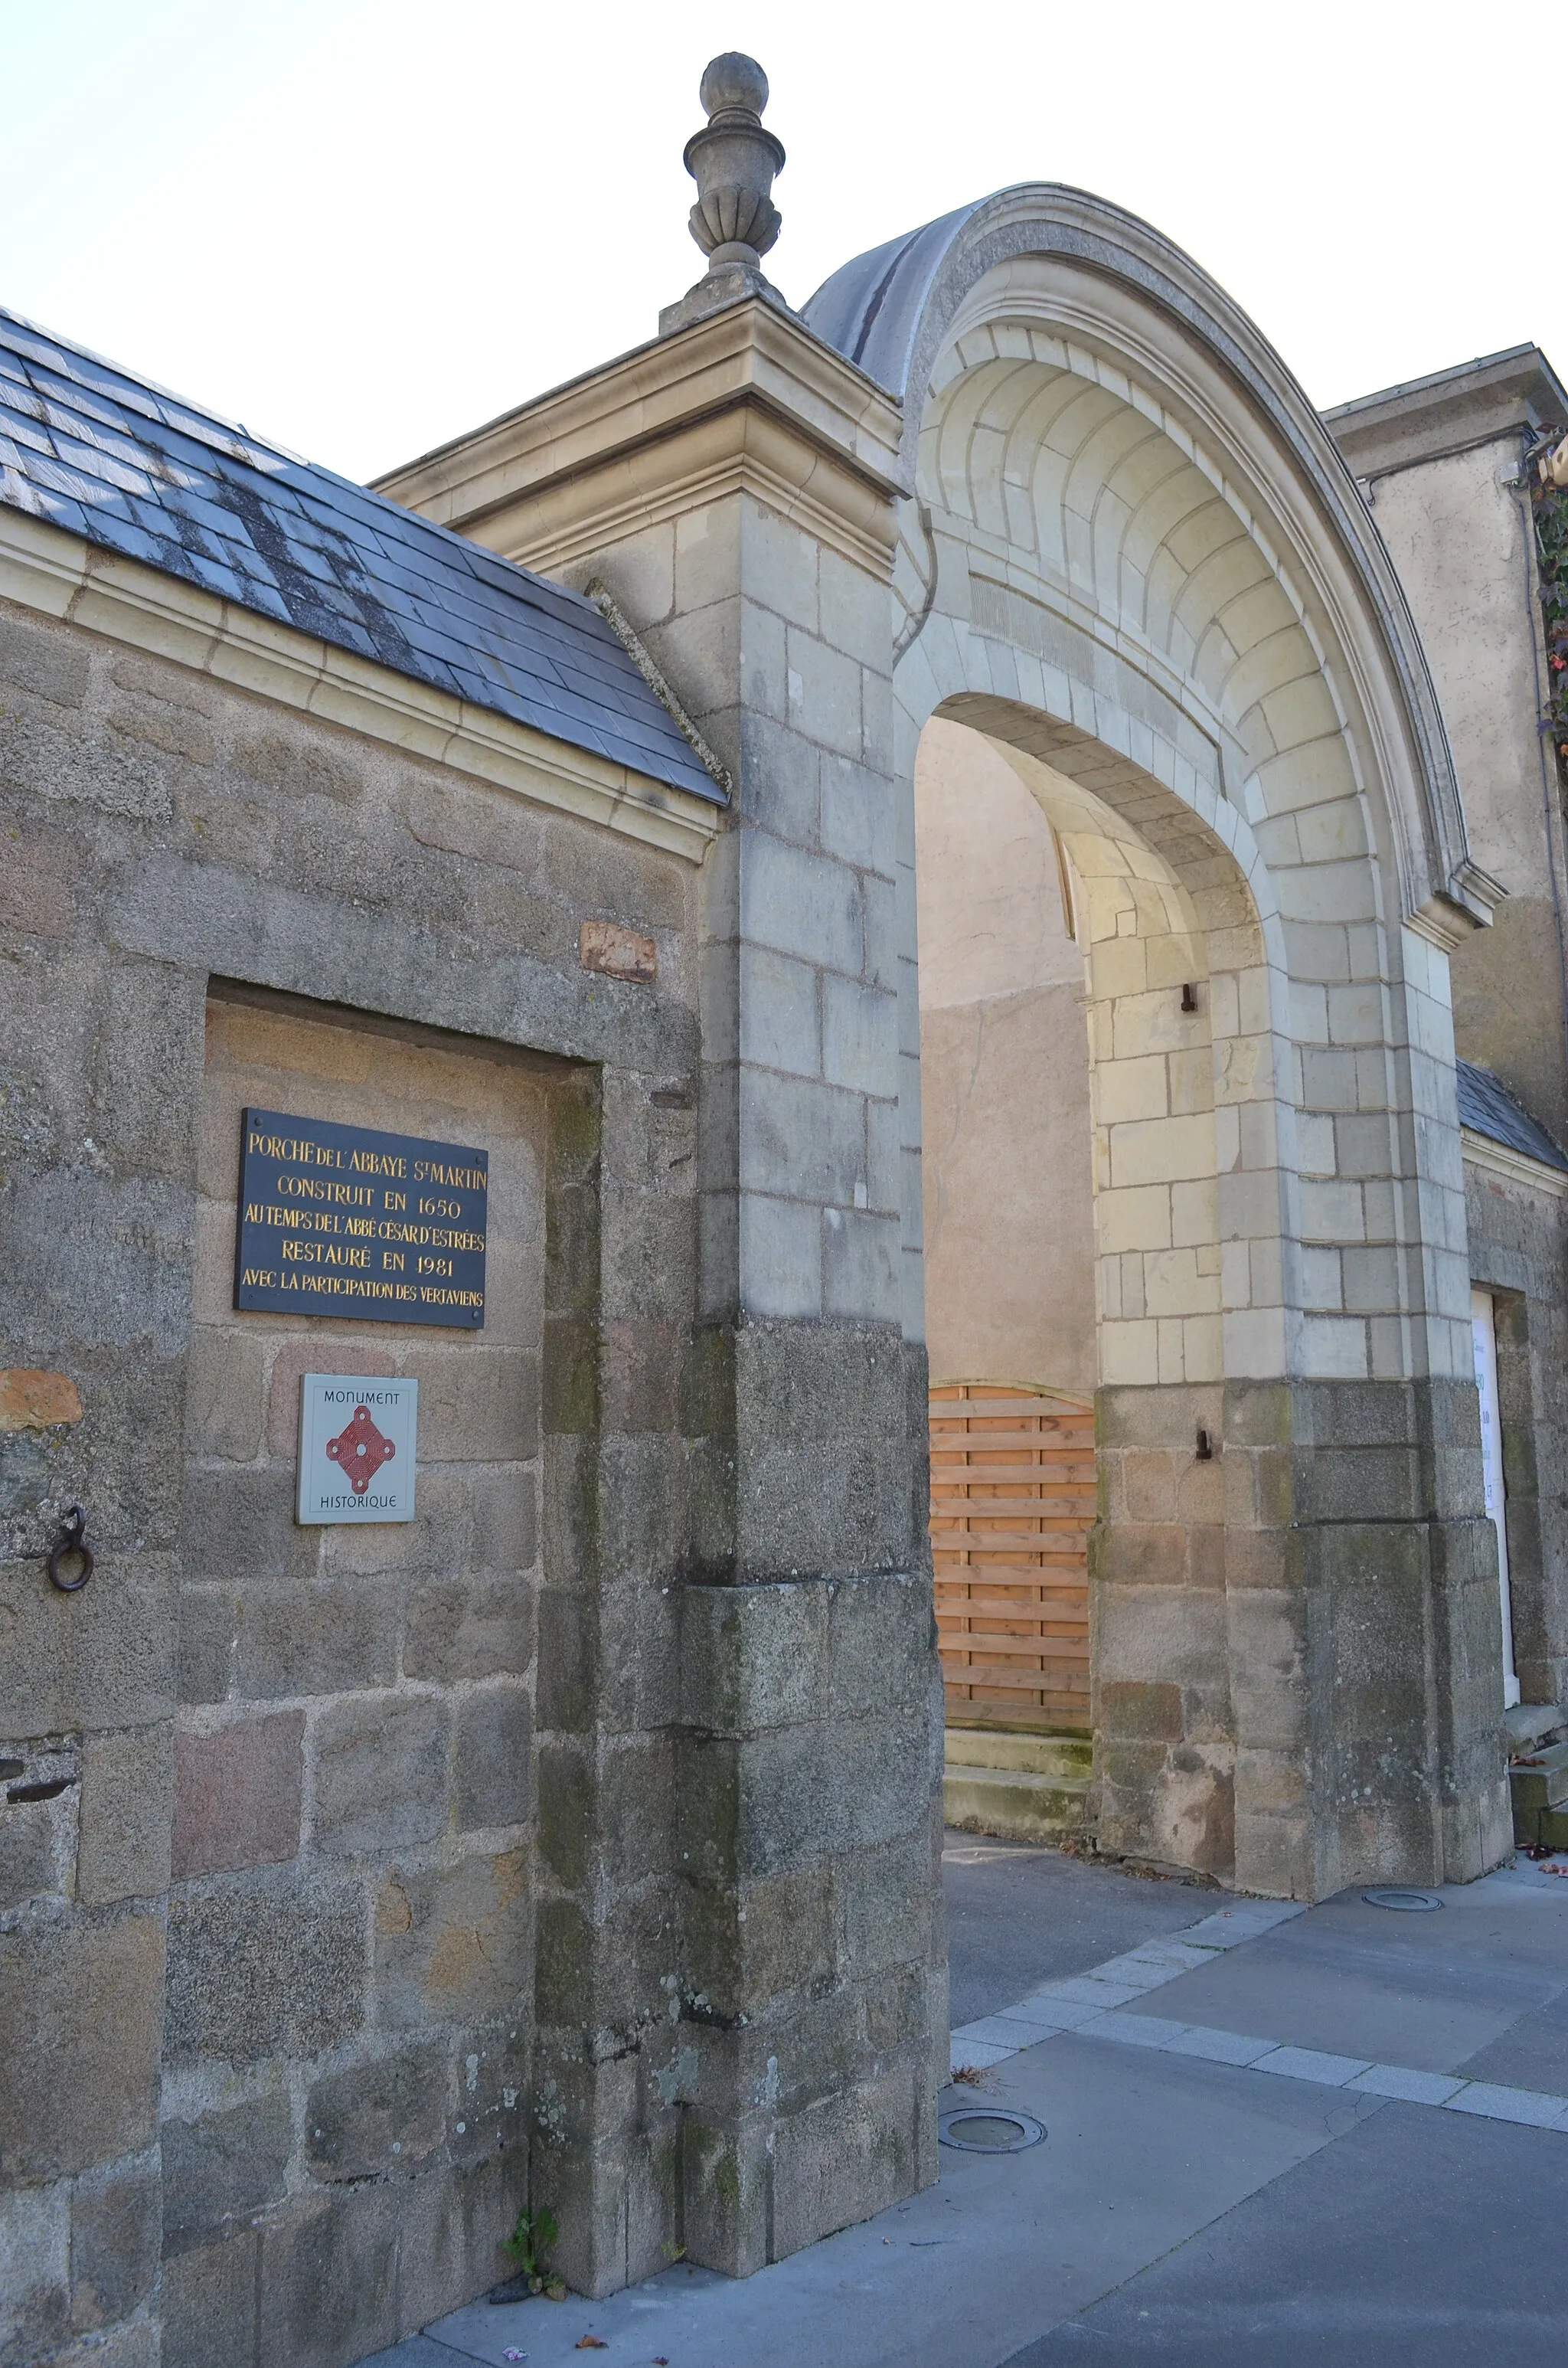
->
[929,1383,1093,1732]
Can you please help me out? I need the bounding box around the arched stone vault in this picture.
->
[880,291,1494,1399]
[962,711,1264,1389]
[807,185,1500,942]
[807,186,1514,1896]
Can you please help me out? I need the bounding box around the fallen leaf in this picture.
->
[576,2341,608,2353]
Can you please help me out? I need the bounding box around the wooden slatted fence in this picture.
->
[930,1382,1094,1733]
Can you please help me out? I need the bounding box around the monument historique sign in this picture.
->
[234,1107,488,1329]
[296,1374,420,1523]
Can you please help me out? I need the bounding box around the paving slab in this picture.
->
[1442,2080,1568,2128]
[1253,2044,1374,2087]
[1345,2062,1465,2105]
[1095,1874,1568,2072]
[999,2101,1568,2366]
[1448,1990,1568,2093]
[1162,2024,1277,2067]
[1020,2000,1568,2134]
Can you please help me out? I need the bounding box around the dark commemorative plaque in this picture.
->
[234,1107,487,1328]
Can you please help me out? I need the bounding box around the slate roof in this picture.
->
[0,307,723,805]
[1456,1058,1568,1173]
[802,204,978,397]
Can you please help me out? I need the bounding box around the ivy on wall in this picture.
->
[1533,447,1568,778]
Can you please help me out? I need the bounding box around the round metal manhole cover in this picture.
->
[939,2108,1047,2154]
[1362,1889,1443,1912]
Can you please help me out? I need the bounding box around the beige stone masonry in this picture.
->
[387,281,939,2282]
[891,287,1491,1387]
[375,300,904,581]
[884,193,1511,1899]
[390,297,910,1337]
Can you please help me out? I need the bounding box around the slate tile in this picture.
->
[31,371,144,440]
[0,402,54,455]
[0,304,724,807]
[89,516,175,570]
[18,481,90,538]
[179,553,256,603]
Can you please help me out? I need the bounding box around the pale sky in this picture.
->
[2,0,1555,485]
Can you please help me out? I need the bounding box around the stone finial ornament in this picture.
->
[685,54,783,267]
[659,54,792,335]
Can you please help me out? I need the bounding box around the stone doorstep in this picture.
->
[1508,1738,1568,1810]
[1505,1702,1568,1755]
[942,1764,1091,1846]
[945,1726,1093,1779]
[1514,1801,1568,1851]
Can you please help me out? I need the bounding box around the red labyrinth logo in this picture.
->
[325,1404,397,1493]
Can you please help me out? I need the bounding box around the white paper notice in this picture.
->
[297,1374,419,1524]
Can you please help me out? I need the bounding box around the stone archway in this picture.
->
[377,150,1524,2291]
[807,186,1514,1897]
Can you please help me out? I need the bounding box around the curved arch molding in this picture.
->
[804,184,1503,947]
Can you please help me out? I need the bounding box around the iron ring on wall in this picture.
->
[47,1507,93,1592]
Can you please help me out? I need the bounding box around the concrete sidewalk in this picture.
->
[358,1845,1568,2368]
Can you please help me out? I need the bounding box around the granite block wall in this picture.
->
[1093,1372,1513,1898]
[544,443,946,2276]
[0,593,708,2364]
[158,995,547,2368]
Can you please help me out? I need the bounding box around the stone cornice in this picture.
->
[1407,864,1510,953]
[1326,346,1568,479]
[1462,1127,1568,1200]
[374,298,905,579]
[0,505,724,863]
